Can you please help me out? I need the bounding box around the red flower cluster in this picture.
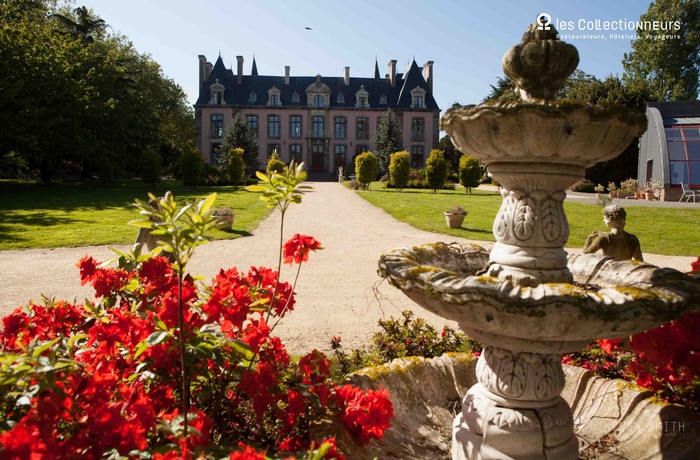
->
[629,312,700,398]
[334,385,394,446]
[283,233,322,265]
[0,234,393,458]
[565,300,699,408]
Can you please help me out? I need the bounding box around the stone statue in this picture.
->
[583,205,643,261]
[338,166,344,183]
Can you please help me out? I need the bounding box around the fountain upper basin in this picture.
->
[440,101,646,170]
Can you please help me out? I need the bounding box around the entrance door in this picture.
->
[312,144,324,173]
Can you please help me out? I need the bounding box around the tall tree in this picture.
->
[220,113,259,174]
[373,109,403,173]
[438,133,463,177]
[622,0,700,101]
[482,77,518,103]
[0,0,194,181]
[51,5,107,43]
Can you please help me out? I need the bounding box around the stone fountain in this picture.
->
[378,20,700,460]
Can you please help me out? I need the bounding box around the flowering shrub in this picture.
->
[0,162,393,458]
[563,259,700,413]
[330,310,478,378]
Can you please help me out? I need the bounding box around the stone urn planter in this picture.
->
[212,206,235,230]
[445,206,467,228]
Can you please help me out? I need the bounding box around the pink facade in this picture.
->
[194,55,441,175]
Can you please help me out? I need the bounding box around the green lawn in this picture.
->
[0,180,271,250]
[357,184,700,257]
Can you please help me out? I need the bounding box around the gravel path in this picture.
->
[0,182,695,355]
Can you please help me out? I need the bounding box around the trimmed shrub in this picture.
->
[458,154,482,194]
[139,149,162,186]
[266,151,285,175]
[388,150,410,192]
[180,147,204,188]
[425,149,448,193]
[355,151,378,191]
[226,148,246,186]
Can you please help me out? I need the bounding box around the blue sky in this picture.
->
[80,0,652,112]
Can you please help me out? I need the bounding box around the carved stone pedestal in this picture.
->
[452,346,578,460]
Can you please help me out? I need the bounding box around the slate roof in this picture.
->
[649,101,700,125]
[195,56,439,111]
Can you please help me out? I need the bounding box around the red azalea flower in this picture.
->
[691,256,700,273]
[334,385,394,446]
[77,255,98,285]
[229,443,268,459]
[597,338,622,355]
[317,438,345,460]
[283,234,322,265]
[281,389,307,431]
[298,349,331,385]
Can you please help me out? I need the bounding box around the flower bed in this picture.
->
[0,163,393,459]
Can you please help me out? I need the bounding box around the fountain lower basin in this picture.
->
[379,243,700,459]
[379,243,700,354]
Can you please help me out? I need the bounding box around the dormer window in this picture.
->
[355,85,370,108]
[410,86,427,109]
[292,92,300,103]
[305,75,331,107]
[337,93,345,104]
[209,79,225,105]
[249,92,257,103]
[268,86,281,106]
[379,94,387,105]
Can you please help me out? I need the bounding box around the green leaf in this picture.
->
[199,193,217,215]
[31,339,60,358]
[128,220,155,229]
[245,185,269,192]
[133,341,150,359]
[229,340,255,360]
[146,331,170,346]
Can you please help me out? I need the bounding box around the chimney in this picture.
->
[198,55,207,88]
[285,66,290,85]
[343,66,350,85]
[388,60,397,87]
[236,56,244,84]
[205,62,212,81]
[423,61,434,92]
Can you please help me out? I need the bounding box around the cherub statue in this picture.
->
[583,205,643,261]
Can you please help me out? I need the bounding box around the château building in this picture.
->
[194,54,440,175]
